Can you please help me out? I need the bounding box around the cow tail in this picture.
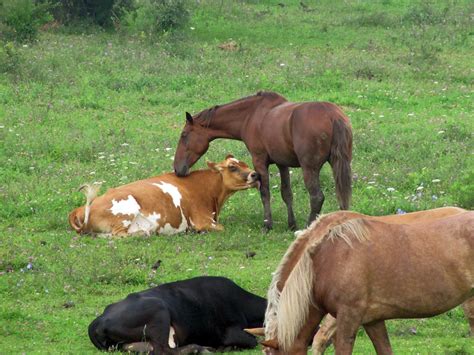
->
[329,118,352,210]
[88,317,108,350]
[68,207,85,233]
[80,183,102,224]
[69,183,102,233]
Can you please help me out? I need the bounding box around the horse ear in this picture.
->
[186,112,193,125]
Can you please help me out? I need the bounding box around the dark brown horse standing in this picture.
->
[173,92,352,230]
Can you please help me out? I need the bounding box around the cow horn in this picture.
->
[244,327,265,336]
[261,338,279,349]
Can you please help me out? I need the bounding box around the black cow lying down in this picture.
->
[89,276,266,354]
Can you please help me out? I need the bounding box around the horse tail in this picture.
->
[88,317,109,350]
[329,117,352,210]
[69,183,102,233]
[276,250,315,351]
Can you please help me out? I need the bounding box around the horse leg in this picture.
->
[312,314,337,355]
[364,321,392,355]
[302,165,325,226]
[334,309,361,355]
[252,157,272,231]
[277,164,297,230]
[290,307,326,355]
[462,297,474,336]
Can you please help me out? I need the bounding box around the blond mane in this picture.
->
[265,212,349,340]
[264,217,321,339]
[269,215,371,351]
[326,218,370,247]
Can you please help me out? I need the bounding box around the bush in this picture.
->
[0,0,53,42]
[50,0,134,27]
[0,41,22,73]
[123,0,189,37]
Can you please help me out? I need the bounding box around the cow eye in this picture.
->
[228,165,238,172]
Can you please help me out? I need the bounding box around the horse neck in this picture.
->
[203,98,261,140]
[277,211,364,289]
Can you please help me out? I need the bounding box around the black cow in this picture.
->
[88,276,266,354]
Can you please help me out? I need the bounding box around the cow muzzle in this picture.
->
[247,171,261,189]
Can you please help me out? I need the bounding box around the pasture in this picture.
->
[0,0,473,353]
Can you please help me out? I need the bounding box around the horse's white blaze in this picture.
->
[168,326,176,348]
[110,195,141,216]
[152,182,182,208]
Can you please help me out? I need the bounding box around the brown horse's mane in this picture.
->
[194,91,286,125]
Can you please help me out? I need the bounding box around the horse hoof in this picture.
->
[262,225,272,233]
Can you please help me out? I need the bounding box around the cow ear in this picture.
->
[186,112,193,125]
[207,161,222,171]
[261,338,279,349]
[225,154,234,160]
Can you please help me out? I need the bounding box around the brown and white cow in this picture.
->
[68,155,260,237]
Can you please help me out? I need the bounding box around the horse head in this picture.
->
[174,112,210,176]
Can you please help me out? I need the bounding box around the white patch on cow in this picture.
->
[110,195,141,216]
[152,182,182,208]
[122,220,132,228]
[229,158,240,163]
[158,211,188,235]
[168,326,176,348]
[127,212,161,235]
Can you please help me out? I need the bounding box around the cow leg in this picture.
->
[190,213,224,232]
[301,164,325,226]
[123,342,153,352]
[462,297,474,336]
[277,164,297,230]
[144,309,176,355]
[312,314,337,355]
[176,344,215,354]
[221,326,258,349]
[252,156,272,231]
[363,321,392,355]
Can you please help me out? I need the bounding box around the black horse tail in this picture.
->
[329,117,352,210]
[88,317,109,350]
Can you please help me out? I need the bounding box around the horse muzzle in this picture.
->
[174,164,190,177]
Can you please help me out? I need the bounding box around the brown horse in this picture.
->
[173,91,352,230]
[257,210,474,354]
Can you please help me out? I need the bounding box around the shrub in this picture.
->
[123,0,189,37]
[0,41,22,73]
[0,0,53,42]
[50,0,134,27]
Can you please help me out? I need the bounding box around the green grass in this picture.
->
[1,0,473,353]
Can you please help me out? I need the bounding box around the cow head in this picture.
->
[207,155,260,191]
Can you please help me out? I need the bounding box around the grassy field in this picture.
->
[1,0,473,353]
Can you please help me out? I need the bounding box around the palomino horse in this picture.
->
[245,207,473,354]
[173,91,352,231]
